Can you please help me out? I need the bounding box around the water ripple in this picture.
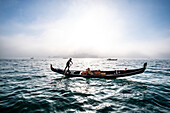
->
[0,58,170,112]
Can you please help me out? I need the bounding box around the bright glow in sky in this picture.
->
[0,0,170,58]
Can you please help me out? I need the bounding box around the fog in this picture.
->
[0,0,170,58]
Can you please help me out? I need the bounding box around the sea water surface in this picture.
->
[0,58,170,113]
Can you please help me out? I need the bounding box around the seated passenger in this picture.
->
[86,68,93,75]
[124,68,127,71]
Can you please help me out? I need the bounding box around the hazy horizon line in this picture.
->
[0,55,169,59]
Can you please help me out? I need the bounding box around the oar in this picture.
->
[59,75,65,81]
[59,70,67,81]
[60,67,69,81]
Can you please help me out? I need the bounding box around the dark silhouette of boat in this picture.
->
[50,63,147,79]
[107,58,117,61]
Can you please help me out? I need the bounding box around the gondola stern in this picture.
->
[143,62,147,69]
[50,64,64,74]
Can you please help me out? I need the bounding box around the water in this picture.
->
[0,58,170,113]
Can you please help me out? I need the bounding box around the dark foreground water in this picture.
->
[0,58,170,113]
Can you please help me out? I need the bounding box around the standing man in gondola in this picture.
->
[64,58,73,74]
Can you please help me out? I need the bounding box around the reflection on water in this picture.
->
[0,58,170,112]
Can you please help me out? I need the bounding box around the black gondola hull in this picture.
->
[50,63,147,79]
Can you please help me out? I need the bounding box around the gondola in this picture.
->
[50,63,147,79]
[107,58,118,61]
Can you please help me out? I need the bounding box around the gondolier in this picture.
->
[64,58,73,74]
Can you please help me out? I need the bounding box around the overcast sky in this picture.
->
[0,0,170,58]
